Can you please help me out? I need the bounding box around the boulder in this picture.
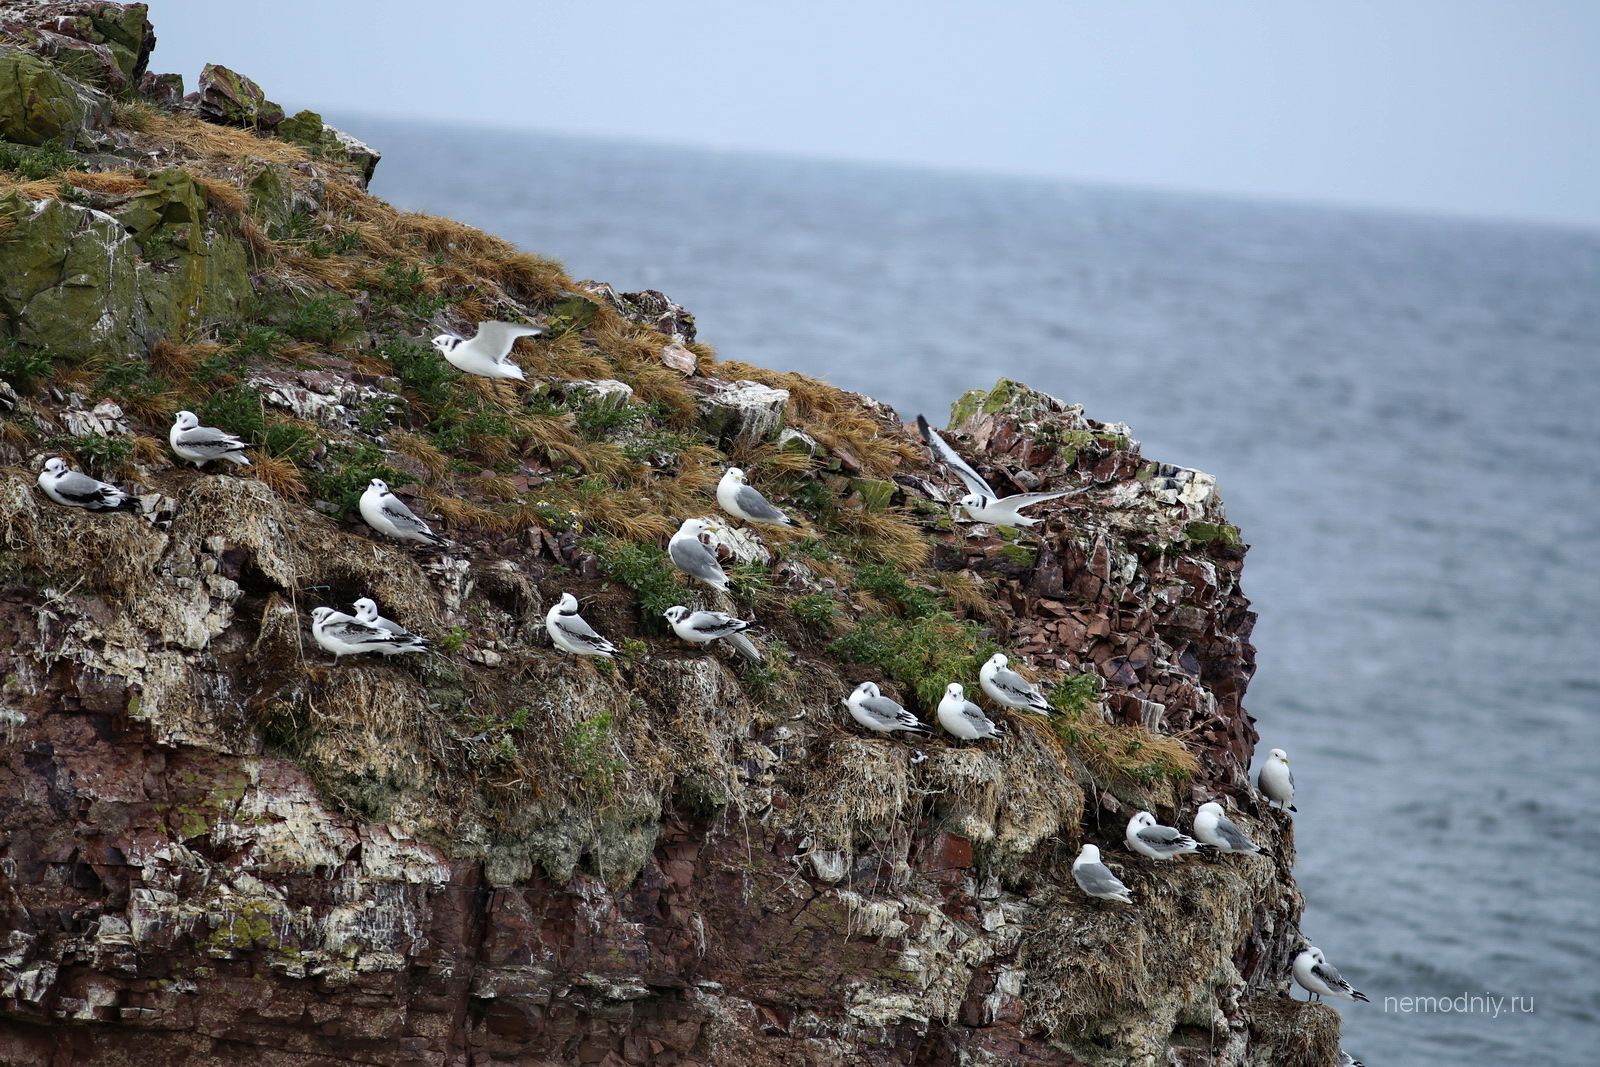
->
[0,2,154,87]
[195,62,282,131]
[0,44,109,146]
[691,378,789,446]
[277,108,382,187]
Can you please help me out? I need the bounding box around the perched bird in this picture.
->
[36,458,140,513]
[1337,1053,1366,1067]
[979,653,1053,715]
[1125,810,1200,861]
[668,517,730,592]
[917,414,1075,527]
[1071,843,1134,905]
[351,597,433,655]
[430,320,541,380]
[359,478,449,549]
[936,682,1008,741]
[310,606,419,661]
[662,605,762,661]
[1293,946,1369,1003]
[1259,748,1297,811]
[842,682,931,737]
[169,410,251,467]
[545,592,617,657]
[716,467,797,527]
[1192,801,1262,855]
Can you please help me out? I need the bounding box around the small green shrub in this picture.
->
[584,536,683,630]
[563,711,627,800]
[0,139,78,180]
[281,296,355,344]
[0,340,54,391]
[305,444,407,517]
[830,612,999,711]
[438,626,469,654]
[852,562,941,619]
[195,386,267,445]
[790,590,844,633]
[382,338,455,406]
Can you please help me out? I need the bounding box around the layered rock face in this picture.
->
[0,5,1343,1066]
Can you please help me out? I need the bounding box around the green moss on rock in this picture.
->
[0,47,98,147]
[1183,520,1242,547]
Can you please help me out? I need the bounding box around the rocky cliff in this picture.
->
[0,5,1344,1065]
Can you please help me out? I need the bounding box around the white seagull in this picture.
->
[936,682,1007,741]
[430,320,541,380]
[668,518,730,592]
[359,478,449,549]
[716,467,797,527]
[1259,748,1296,811]
[979,653,1053,715]
[662,605,762,661]
[310,606,419,661]
[1293,946,1370,1003]
[842,682,931,737]
[1071,843,1133,905]
[169,410,252,467]
[1192,801,1262,854]
[351,597,433,655]
[916,414,1074,527]
[545,592,617,657]
[1125,810,1200,861]
[36,458,139,513]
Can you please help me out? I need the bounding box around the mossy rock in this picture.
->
[0,47,96,146]
[1182,521,1241,547]
[277,108,325,148]
[543,293,600,337]
[246,162,294,236]
[851,477,897,512]
[196,62,282,130]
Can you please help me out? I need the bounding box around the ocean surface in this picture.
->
[350,115,1600,1066]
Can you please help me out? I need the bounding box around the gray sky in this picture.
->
[150,1,1598,227]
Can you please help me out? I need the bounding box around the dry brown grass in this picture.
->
[0,170,148,201]
[248,452,307,499]
[423,489,506,535]
[140,112,315,170]
[831,506,932,568]
[390,431,449,478]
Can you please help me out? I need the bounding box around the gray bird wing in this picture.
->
[381,497,434,535]
[917,415,994,498]
[998,490,1071,507]
[959,700,995,731]
[724,631,762,662]
[734,484,790,523]
[994,668,1046,703]
[1137,824,1195,851]
[669,536,727,584]
[175,426,250,454]
[554,613,615,651]
[325,618,402,645]
[1074,861,1130,898]
[473,321,542,362]
[1288,766,1296,790]
[688,611,748,638]
[52,471,120,505]
[1311,961,1352,992]
[1214,816,1258,852]
[860,695,918,729]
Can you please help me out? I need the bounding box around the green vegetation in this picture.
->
[851,562,941,618]
[831,612,999,712]
[790,590,844,633]
[563,711,627,800]
[1183,521,1242,547]
[584,536,683,630]
[304,443,407,517]
[0,138,78,180]
[0,339,53,391]
[438,627,469,654]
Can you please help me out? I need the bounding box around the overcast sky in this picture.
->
[148,1,1598,228]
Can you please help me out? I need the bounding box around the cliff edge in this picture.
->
[0,5,1342,1065]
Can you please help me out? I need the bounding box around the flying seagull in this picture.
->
[358,478,449,549]
[1125,810,1199,861]
[716,467,797,527]
[1192,801,1262,854]
[979,653,1053,715]
[1294,946,1370,1003]
[351,597,433,655]
[169,410,251,467]
[1072,843,1133,905]
[1259,748,1296,811]
[36,458,140,513]
[545,592,617,657]
[668,517,730,592]
[916,414,1074,527]
[310,606,420,661]
[430,320,542,380]
[842,682,931,737]
[662,605,762,661]
[936,682,1007,741]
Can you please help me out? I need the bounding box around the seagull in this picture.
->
[716,467,797,527]
[358,478,449,549]
[1293,946,1369,1003]
[545,592,617,657]
[662,605,762,661]
[842,682,931,737]
[351,597,433,655]
[916,414,1075,527]
[310,606,419,661]
[936,682,1007,741]
[979,653,1053,715]
[430,320,541,380]
[1337,1054,1366,1067]
[668,518,729,592]
[1125,811,1199,861]
[36,458,140,513]
[1192,801,1262,854]
[1259,748,1296,811]
[169,410,251,467]
[1072,843,1133,905]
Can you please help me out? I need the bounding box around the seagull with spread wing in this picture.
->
[916,414,1076,527]
[431,320,542,380]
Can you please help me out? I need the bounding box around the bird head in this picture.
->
[174,410,198,430]
[430,334,461,355]
[353,597,378,620]
[850,681,878,701]
[1132,811,1155,829]
[1077,843,1101,863]
[662,606,687,623]
[1198,801,1223,817]
[957,492,991,509]
[944,682,964,699]
[1269,748,1289,762]
[368,478,390,493]
[311,607,333,624]
[985,653,1009,670]
[41,457,65,475]
[724,467,746,484]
